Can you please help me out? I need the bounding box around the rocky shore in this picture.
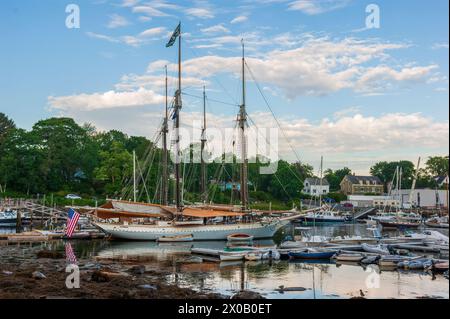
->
[0,243,239,299]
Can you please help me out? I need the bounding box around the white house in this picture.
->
[303,178,330,196]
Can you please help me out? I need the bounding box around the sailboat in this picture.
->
[93,23,299,240]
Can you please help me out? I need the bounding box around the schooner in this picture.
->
[93,23,299,240]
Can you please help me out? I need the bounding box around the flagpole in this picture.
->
[175,22,182,213]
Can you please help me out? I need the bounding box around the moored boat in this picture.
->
[425,216,449,229]
[288,248,335,260]
[335,253,364,262]
[361,243,391,255]
[227,233,254,242]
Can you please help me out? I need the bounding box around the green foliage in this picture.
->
[425,156,449,177]
[370,160,415,191]
[324,167,352,191]
[326,192,347,203]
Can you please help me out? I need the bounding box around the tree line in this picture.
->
[1,113,447,206]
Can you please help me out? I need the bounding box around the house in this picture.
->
[434,175,449,188]
[303,178,329,196]
[340,175,383,195]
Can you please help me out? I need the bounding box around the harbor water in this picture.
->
[1,223,448,299]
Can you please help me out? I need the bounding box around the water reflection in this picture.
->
[2,223,449,299]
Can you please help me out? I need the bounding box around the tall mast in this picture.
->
[409,157,421,209]
[161,66,169,206]
[175,23,182,212]
[319,156,323,209]
[239,40,249,212]
[133,150,137,202]
[200,86,208,203]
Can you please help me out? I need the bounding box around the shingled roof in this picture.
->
[305,177,329,186]
[343,175,382,185]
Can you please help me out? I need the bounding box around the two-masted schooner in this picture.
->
[93,23,299,240]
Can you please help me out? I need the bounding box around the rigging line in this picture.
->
[182,91,238,107]
[246,113,303,183]
[245,61,303,164]
[249,125,293,203]
[185,44,240,106]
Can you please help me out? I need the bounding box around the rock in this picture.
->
[37,250,63,259]
[32,271,46,280]
[231,291,265,299]
[91,270,111,282]
[2,270,13,276]
[129,265,146,275]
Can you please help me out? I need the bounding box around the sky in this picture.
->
[0,0,449,174]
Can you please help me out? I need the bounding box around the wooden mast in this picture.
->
[161,65,169,206]
[175,23,183,213]
[239,40,249,212]
[200,86,208,203]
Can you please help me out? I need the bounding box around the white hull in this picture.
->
[95,219,289,241]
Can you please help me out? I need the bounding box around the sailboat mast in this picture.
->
[175,23,182,213]
[161,66,169,206]
[200,86,207,203]
[239,40,249,212]
[133,150,137,202]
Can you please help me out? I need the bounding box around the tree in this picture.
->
[325,167,352,191]
[425,156,449,177]
[370,160,415,191]
[0,113,15,148]
[94,141,132,196]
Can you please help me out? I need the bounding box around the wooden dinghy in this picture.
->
[219,252,245,261]
[157,234,194,242]
[335,253,364,262]
[227,233,254,242]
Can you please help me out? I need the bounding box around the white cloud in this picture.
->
[231,16,248,24]
[185,8,214,19]
[132,5,169,17]
[107,14,130,29]
[86,31,119,43]
[163,37,435,98]
[201,24,230,34]
[121,0,139,7]
[432,42,449,50]
[48,88,164,111]
[139,27,167,37]
[288,0,350,15]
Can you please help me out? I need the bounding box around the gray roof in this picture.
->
[305,177,329,186]
[434,175,449,185]
[343,175,382,185]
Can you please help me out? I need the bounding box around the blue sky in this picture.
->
[1,0,448,174]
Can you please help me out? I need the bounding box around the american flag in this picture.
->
[65,242,77,264]
[66,208,80,238]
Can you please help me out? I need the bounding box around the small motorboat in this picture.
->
[335,253,364,262]
[361,243,391,255]
[425,216,449,229]
[361,255,380,264]
[245,253,262,261]
[227,233,254,242]
[378,255,407,267]
[219,252,245,261]
[0,210,17,227]
[398,258,433,270]
[379,218,421,229]
[288,248,335,260]
[156,234,194,242]
[433,262,449,272]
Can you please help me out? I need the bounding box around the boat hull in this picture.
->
[288,251,335,260]
[95,220,287,241]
